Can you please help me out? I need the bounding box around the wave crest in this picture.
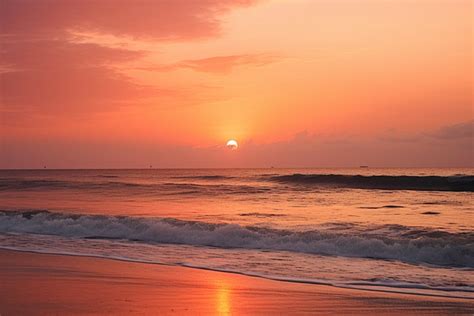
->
[0,210,472,268]
[268,174,474,191]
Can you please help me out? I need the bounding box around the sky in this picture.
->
[0,0,472,168]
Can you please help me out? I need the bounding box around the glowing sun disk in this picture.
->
[226,139,238,150]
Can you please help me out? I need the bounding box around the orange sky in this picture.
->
[0,0,472,168]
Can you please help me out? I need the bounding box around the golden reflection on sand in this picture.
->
[1,250,473,315]
[214,279,231,315]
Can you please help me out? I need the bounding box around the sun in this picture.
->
[226,139,238,150]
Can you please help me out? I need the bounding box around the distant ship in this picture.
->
[359,165,369,168]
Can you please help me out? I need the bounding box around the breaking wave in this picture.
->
[0,210,472,268]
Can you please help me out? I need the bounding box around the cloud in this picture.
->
[177,54,278,74]
[0,39,144,70]
[0,39,158,115]
[138,54,278,74]
[233,130,472,168]
[428,120,474,140]
[2,129,472,168]
[376,121,474,144]
[0,0,257,40]
[0,1,259,119]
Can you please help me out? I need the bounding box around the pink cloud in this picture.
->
[179,54,278,74]
[139,54,278,74]
[1,39,143,70]
[0,1,259,118]
[0,40,158,115]
[1,0,257,40]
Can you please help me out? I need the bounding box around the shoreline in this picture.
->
[1,249,473,315]
[2,246,472,300]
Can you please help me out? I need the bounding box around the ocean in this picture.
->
[0,168,472,298]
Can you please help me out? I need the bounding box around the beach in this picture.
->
[1,249,473,315]
[2,0,472,314]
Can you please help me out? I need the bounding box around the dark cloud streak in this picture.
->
[428,120,473,140]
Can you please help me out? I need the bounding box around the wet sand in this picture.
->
[0,249,472,315]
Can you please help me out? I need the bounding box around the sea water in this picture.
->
[0,168,472,298]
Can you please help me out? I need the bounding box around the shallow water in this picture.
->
[0,168,473,298]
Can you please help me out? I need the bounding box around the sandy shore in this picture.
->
[0,249,472,315]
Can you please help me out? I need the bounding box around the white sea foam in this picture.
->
[1,210,472,267]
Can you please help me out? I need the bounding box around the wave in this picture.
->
[239,212,286,218]
[0,178,136,191]
[0,178,270,195]
[268,174,474,192]
[2,173,473,193]
[0,210,472,268]
[359,205,405,209]
[171,175,236,180]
